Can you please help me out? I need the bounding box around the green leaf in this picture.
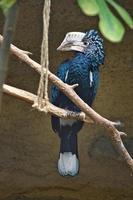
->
[95,0,125,42]
[0,0,16,13]
[77,0,99,16]
[106,0,133,29]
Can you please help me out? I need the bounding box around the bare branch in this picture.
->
[0,35,133,171]
[3,84,93,123]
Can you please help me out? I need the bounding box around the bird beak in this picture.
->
[57,32,86,52]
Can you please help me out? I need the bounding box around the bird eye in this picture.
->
[83,41,88,45]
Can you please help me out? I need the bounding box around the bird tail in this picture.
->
[58,132,79,176]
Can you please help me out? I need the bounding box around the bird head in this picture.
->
[57,29,105,65]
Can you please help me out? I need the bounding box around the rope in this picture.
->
[33,0,51,112]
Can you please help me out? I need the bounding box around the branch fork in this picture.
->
[69,83,79,89]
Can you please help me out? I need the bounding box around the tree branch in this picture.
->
[0,34,133,171]
[3,84,93,123]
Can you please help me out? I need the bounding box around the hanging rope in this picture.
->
[33,0,51,112]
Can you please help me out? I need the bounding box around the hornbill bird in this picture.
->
[51,29,105,176]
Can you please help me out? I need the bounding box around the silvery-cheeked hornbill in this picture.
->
[51,29,105,176]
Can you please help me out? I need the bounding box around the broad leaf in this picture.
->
[95,0,125,42]
[106,0,133,29]
[77,0,99,16]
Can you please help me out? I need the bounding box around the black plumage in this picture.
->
[51,30,105,176]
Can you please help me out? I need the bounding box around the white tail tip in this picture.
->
[58,152,79,176]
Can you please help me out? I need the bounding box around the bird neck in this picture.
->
[74,52,99,71]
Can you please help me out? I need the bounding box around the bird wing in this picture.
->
[51,60,69,106]
[51,60,70,133]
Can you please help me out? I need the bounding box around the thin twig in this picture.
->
[0,35,133,171]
